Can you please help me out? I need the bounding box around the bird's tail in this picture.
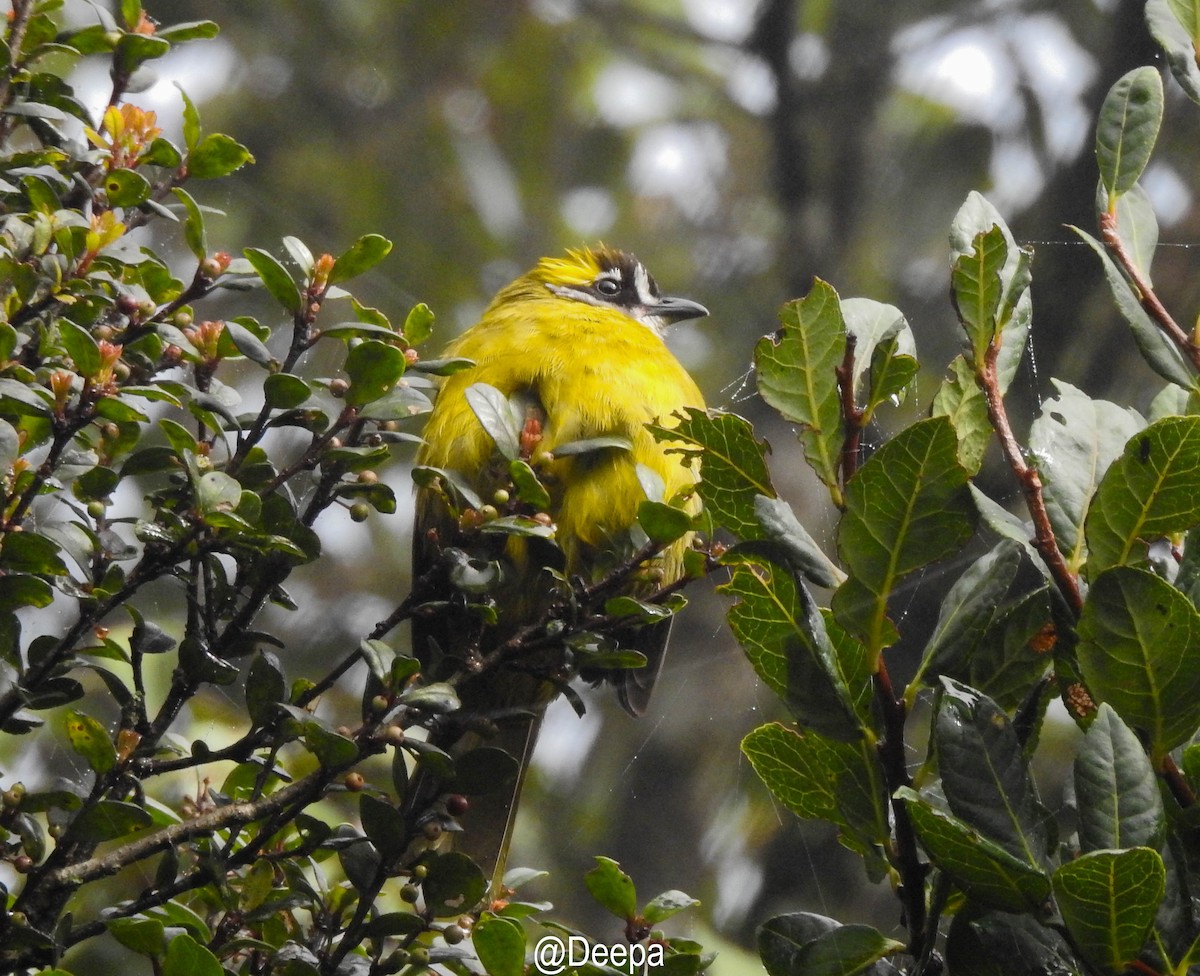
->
[407,707,545,900]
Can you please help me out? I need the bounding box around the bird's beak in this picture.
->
[653,295,709,323]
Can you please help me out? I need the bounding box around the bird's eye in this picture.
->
[595,278,621,296]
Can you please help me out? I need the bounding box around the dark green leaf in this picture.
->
[359,793,407,862]
[832,417,975,654]
[224,319,273,366]
[1148,0,1200,105]
[0,531,67,575]
[1071,226,1195,389]
[1077,566,1200,756]
[753,494,844,588]
[423,850,486,917]
[71,799,153,842]
[113,33,170,75]
[244,247,301,313]
[1096,67,1164,203]
[899,788,1051,913]
[103,168,151,207]
[759,913,902,976]
[1074,703,1164,852]
[935,679,1048,864]
[246,650,285,726]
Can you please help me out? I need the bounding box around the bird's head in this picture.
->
[531,245,708,334]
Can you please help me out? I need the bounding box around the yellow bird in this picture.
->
[410,245,706,885]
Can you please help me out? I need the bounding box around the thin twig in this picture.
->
[977,342,1084,616]
[1099,210,1200,373]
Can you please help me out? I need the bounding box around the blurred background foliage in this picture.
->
[33,0,1198,966]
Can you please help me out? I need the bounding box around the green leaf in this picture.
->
[0,531,67,576]
[899,788,1051,913]
[914,542,1023,689]
[741,723,886,853]
[65,709,116,774]
[113,33,169,76]
[1029,381,1145,573]
[1147,0,1200,105]
[224,319,273,366]
[404,302,435,345]
[1102,180,1159,283]
[58,321,101,378]
[472,915,526,976]
[1084,416,1200,576]
[549,435,633,457]
[720,550,863,742]
[840,298,915,405]
[103,168,151,207]
[264,373,311,409]
[643,890,701,925]
[158,20,221,43]
[197,470,241,515]
[758,913,902,976]
[0,418,18,475]
[946,910,1082,976]
[935,679,1048,865]
[650,408,774,539]
[509,458,551,510]
[71,799,153,842]
[586,856,638,918]
[1096,67,1164,205]
[107,916,166,956]
[359,793,407,862]
[162,933,223,976]
[948,192,1032,375]
[1053,848,1165,975]
[752,495,844,589]
[187,132,254,179]
[754,280,846,498]
[244,247,302,313]
[464,383,521,460]
[832,417,975,654]
[303,722,357,768]
[245,650,285,726]
[951,225,1007,366]
[1074,703,1164,852]
[345,340,405,407]
[329,233,392,284]
[171,187,206,260]
[1077,566,1200,757]
[932,355,991,475]
[1071,226,1195,389]
[423,850,486,917]
[637,500,692,544]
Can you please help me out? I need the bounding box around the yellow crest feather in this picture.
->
[532,244,621,286]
